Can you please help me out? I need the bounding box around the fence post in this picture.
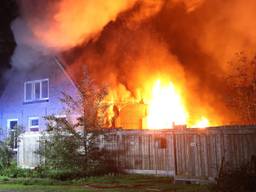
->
[173,131,178,176]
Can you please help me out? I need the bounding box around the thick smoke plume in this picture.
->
[10,18,51,70]
[12,0,256,124]
[11,0,139,70]
[18,0,138,49]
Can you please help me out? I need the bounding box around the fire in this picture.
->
[191,116,209,128]
[146,80,187,129]
[144,79,214,129]
[103,79,215,129]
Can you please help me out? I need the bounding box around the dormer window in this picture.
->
[24,79,49,102]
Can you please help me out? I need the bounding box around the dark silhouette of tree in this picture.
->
[226,52,256,124]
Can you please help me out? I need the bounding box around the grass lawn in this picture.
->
[0,174,211,192]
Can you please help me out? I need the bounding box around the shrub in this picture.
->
[37,72,123,180]
[0,126,25,177]
[0,141,12,172]
[215,155,256,192]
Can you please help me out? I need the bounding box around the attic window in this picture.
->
[24,79,49,102]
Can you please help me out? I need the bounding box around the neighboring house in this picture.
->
[0,56,79,142]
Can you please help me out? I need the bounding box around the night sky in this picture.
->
[0,0,17,92]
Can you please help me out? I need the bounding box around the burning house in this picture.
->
[2,0,256,138]
[0,0,255,181]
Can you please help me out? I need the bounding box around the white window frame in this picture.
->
[7,119,19,150]
[7,119,18,131]
[28,117,40,131]
[24,79,49,102]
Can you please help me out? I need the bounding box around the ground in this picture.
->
[0,175,210,192]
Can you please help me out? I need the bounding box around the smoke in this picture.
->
[173,0,205,12]
[10,18,51,70]
[10,0,142,70]
[11,0,256,124]
[18,0,138,49]
[197,0,256,71]
[69,27,186,98]
[63,0,256,124]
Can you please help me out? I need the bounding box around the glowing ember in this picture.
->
[191,116,209,128]
[146,80,187,129]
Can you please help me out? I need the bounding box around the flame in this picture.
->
[102,79,216,129]
[191,116,209,128]
[146,80,187,129]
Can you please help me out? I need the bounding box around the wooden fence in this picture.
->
[105,126,256,181]
[18,125,256,181]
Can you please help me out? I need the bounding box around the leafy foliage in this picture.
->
[5,125,24,150]
[0,141,12,171]
[38,71,121,179]
[0,125,24,175]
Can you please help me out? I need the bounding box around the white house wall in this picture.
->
[0,56,79,140]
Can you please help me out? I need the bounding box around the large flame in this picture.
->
[191,116,210,128]
[103,79,214,129]
[145,80,213,129]
[146,80,187,129]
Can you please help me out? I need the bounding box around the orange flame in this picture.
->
[102,78,216,129]
[145,79,214,129]
[191,116,210,128]
[146,80,187,129]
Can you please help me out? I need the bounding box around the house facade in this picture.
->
[0,56,79,141]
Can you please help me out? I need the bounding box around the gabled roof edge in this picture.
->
[53,56,79,90]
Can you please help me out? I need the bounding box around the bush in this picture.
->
[215,156,256,192]
[0,161,51,178]
[36,72,124,180]
[0,141,12,171]
[0,161,31,178]
[45,169,86,180]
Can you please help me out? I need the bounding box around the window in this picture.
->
[7,119,18,130]
[7,119,18,149]
[24,79,49,102]
[29,117,39,132]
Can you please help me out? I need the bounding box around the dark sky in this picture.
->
[0,0,17,75]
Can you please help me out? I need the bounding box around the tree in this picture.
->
[0,125,24,174]
[0,141,12,171]
[38,71,120,179]
[6,125,24,150]
[225,52,256,124]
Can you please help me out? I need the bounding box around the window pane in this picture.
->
[31,119,39,126]
[10,121,18,129]
[35,82,40,100]
[25,83,32,101]
[42,80,48,99]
